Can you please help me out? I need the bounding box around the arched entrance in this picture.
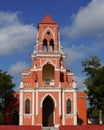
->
[42,96,54,127]
[42,63,55,86]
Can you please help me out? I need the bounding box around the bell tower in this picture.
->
[37,14,59,53]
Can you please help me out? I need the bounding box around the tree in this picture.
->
[82,56,104,123]
[0,70,16,124]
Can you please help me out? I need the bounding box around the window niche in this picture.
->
[43,39,48,52]
[25,99,30,114]
[66,99,71,114]
[49,39,54,52]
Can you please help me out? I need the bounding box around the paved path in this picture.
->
[42,127,59,130]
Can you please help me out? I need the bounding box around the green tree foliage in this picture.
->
[82,56,104,123]
[0,70,15,124]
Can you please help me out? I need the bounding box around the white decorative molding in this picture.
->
[40,93,57,107]
[60,68,66,72]
[41,59,56,68]
[36,88,38,116]
[73,91,77,125]
[62,89,77,92]
[21,71,30,76]
[20,89,35,92]
[38,88,61,92]
[55,68,61,71]
[31,68,42,71]
[19,90,23,125]
[36,53,61,57]
[36,82,38,88]
[59,90,61,116]
[20,81,23,89]
[67,72,74,76]
[42,27,55,41]
[62,90,65,125]
[32,91,35,125]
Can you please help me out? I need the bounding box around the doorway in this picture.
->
[42,96,54,127]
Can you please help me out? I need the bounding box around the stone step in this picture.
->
[42,127,59,130]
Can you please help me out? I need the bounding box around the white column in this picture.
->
[73,89,77,125]
[19,89,23,125]
[32,91,35,125]
[62,90,65,125]
[36,88,38,116]
[59,89,61,116]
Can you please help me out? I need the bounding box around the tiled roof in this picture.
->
[40,14,56,24]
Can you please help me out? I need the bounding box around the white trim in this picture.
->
[42,27,55,41]
[19,90,23,125]
[36,88,38,116]
[25,96,31,101]
[33,67,64,72]
[62,90,65,125]
[38,41,42,44]
[32,91,35,125]
[59,90,61,116]
[38,88,61,92]
[36,82,38,88]
[20,81,23,89]
[23,114,33,116]
[20,89,34,92]
[31,68,42,71]
[55,68,61,71]
[67,72,74,76]
[41,59,56,68]
[73,90,77,125]
[55,124,60,128]
[20,88,75,93]
[21,71,30,76]
[40,93,57,107]
[35,53,61,57]
[31,67,63,71]
[63,89,77,92]
[60,69,66,72]
[54,42,58,45]
[59,82,61,88]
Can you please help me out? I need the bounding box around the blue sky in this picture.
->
[0,0,104,91]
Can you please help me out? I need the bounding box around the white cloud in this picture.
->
[62,0,104,39]
[90,41,104,54]
[0,11,37,55]
[74,75,86,92]
[9,62,29,75]
[64,44,85,67]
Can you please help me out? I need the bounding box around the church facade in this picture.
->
[19,14,86,127]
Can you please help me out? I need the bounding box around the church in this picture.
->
[19,14,86,127]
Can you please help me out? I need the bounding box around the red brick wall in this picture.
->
[59,125,104,130]
[0,126,41,130]
[77,92,87,125]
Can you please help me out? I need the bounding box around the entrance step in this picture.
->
[42,127,59,130]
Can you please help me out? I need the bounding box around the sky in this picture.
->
[0,0,104,91]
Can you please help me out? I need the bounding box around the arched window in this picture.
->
[43,39,48,52]
[25,99,30,114]
[50,39,54,52]
[66,99,71,114]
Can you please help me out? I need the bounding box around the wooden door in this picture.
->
[42,96,54,127]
